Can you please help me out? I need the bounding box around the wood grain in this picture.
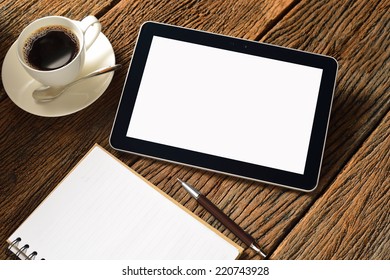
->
[0,0,388,260]
[258,0,390,258]
[271,112,390,259]
[263,0,390,191]
[0,0,125,259]
[115,0,389,259]
[98,0,298,73]
[0,0,297,259]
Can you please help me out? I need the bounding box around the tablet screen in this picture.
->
[111,22,337,191]
[126,36,323,175]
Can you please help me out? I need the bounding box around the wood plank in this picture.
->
[263,0,390,191]
[0,0,297,259]
[2,0,387,260]
[98,0,298,68]
[118,0,389,259]
[271,112,390,259]
[258,0,390,257]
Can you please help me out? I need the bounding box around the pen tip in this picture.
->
[177,178,183,184]
[250,243,267,258]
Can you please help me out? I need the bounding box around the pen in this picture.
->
[177,179,267,258]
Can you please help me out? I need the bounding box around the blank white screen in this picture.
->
[127,36,323,174]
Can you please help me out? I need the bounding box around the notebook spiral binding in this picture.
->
[8,237,43,260]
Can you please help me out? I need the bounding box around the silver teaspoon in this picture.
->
[32,64,121,102]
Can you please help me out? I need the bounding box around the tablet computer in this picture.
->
[110,22,338,192]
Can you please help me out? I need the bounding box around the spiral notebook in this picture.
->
[7,144,242,260]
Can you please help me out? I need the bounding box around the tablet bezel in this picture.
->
[110,22,338,192]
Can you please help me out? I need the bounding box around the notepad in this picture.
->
[7,145,242,260]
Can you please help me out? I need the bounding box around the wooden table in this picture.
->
[1,0,388,260]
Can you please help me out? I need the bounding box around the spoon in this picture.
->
[32,64,121,102]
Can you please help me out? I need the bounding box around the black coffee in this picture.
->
[24,25,79,71]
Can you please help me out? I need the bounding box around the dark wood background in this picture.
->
[0,0,388,259]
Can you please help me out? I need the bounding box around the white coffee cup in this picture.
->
[17,15,101,87]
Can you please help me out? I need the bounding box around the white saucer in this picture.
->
[1,32,115,117]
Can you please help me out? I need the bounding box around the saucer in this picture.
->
[1,32,115,117]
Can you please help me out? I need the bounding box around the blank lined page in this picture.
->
[8,145,241,259]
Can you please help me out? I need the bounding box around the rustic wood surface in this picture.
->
[272,112,389,259]
[0,0,388,260]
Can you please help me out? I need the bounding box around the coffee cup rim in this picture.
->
[17,16,85,74]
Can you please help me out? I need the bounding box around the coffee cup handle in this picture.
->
[78,16,101,50]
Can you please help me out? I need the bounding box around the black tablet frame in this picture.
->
[110,22,338,192]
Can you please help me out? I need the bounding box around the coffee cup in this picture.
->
[16,15,101,87]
